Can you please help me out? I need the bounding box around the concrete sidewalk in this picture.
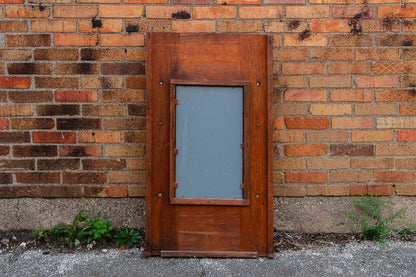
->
[1,241,416,276]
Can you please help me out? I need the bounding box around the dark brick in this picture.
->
[124,131,146,143]
[0,186,37,198]
[103,119,145,130]
[38,159,80,171]
[16,172,60,184]
[57,118,101,130]
[84,185,127,197]
[80,48,124,61]
[0,146,9,156]
[13,145,57,157]
[82,159,126,170]
[37,105,80,116]
[0,160,35,171]
[55,63,98,75]
[34,49,78,61]
[9,91,53,103]
[126,77,145,89]
[33,132,76,143]
[128,104,146,116]
[60,145,102,157]
[63,172,106,184]
[101,63,145,75]
[331,144,374,156]
[38,185,83,198]
[0,173,12,184]
[273,144,280,157]
[11,118,55,129]
[7,63,52,75]
[0,132,30,143]
[6,34,50,47]
[35,77,78,89]
[376,34,416,47]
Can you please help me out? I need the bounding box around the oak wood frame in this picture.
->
[169,79,250,206]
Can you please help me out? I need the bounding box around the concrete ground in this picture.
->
[2,241,416,276]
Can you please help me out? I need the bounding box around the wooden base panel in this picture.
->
[160,250,259,258]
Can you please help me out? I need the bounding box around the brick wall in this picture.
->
[0,1,415,202]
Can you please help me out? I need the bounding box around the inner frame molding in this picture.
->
[169,80,250,206]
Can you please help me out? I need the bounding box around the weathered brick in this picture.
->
[376,34,416,47]
[284,34,328,47]
[82,158,126,170]
[376,117,416,129]
[282,63,326,75]
[310,49,354,61]
[84,186,127,197]
[239,6,283,18]
[332,6,376,18]
[108,171,145,183]
[10,91,52,104]
[351,158,394,169]
[126,77,145,89]
[330,90,372,102]
[82,105,126,117]
[376,144,416,156]
[331,144,374,156]
[307,157,349,169]
[37,159,80,171]
[172,0,212,3]
[38,186,83,198]
[126,49,146,61]
[102,90,144,103]
[124,131,146,143]
[0,105,33,116]
[55,34,98,46]
[329,34,372,47]
[0,146,9,156]
[79,131,121,143]
[57,118,101,130]
[33,132,76,143]
[310,104,352,115]
[0,20,27,32]
[0,50,31,61]
[193,6,236,19]
[285,117,329,129]
[273,158,305,170]
[350,184,367,196]
[328,62,372,74]
[286,171,327,183]
[273,118,283,130]
[310,76,351,88]
[0,77,31,89]
[402,49,416,60]
[101,34,145,47]
[6,5,50,18]
[356,49,399,61]
[103,119,145,130]
[81,76,123,89]
[128,104,145,116]
[37,104,80,116]
[128,185,146,197]
[0,119,9,130]
[285,144,328,156]
[0,173,12,184]
[374,62,416,74]
[355,104,397,115]
[396,158,416,170]
[374,171,416,183]
[0,186,37,198]
[63,172,106,184]
[146,6,190,18]
[54,63,99,75]
[13,145,57,157]
[273,49,308,61]
[105,145,145,157]
[307,185,349,196]
[172,21,216,32]
[265,20,307,33]
[0,160,34,171]
[54,6,97,18]
[379,5,416,18]
[35,77,78,89]
[352,130,394,142]
[375,90,416,102]
[274,76,307,88]
[11,118,54,130]
[286,6,330,18]
[310,20,350,33]
[217,20,262,33]
[101,63,145,75]
[330,171,372,183]
[99,5,143,17]
[6,34,50,47]
[395,185,416,196]
[60,145,102,157]
[273,131,303,143]
[128,158,145,170]
[273,184,306,197]
[306,131,349,142]
[401,76,416,88]
[332,117,373,129]
[273,104,308,116]
[81,48,125,61]
[55,90,98,102]
[79,19,123,33]
[32,20,76,32]
[17,172,60,184]
[34,49,78,61]
[125,20,169,33]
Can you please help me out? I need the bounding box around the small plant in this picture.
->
[84,210,113,243]
[115,228,142,247]
[347,194,411,243]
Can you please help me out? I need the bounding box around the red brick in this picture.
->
[172,0,212,3]
[367,184,393,196]
[352,130,394,142]
[0,50,31,61]
[310,76,351,88]
[38,186,83,198]
[307,185,349,196]
[101,63,145,75]
[330,144,374,156]
[332,6,376,18]
[37,104,80,116]
[102,90,144,103]
[78,131,121,143]
[375,90,416,102]
[128,158,145,170]
[32,20,76,32]
[16,172,60,184]
[0,173,12,184]
[79,19,123,33]
[55,34,98,46]
[285,144,328,156]
[239,6,283,18]
[6,34,50,47]
[126,77,146,89]
[375,62,416,74]
[355,103,397,115]
[310,104,352,115]
[0,20,27,32]
[332,117,373,129]
[55,90,98,102]
[284,90,327,101]
[355,76,398,88]
[330,171,372,183]
[0,186,37,198]
[351,158,394,169]
[400,104,416,115]
[37,159,80,171]
[193,6,236,19]
[33,132,76,143]
[0,77,30,89]
[128,104,145,116]
[108,171,145,183]
[35,77,78,89]
[99,5,143,17]
[55,63,99,75]
[0,160,34,170]
[310,20,350,33]
[330,90,372,102]
[84,186,127,197]
[101,34,144,47]
[286,6,330,18]
[330,35,372,47]
[306,131,349,142]
[217,20,262,33]
[124,131,146,143]
[82,159,126,170]
[273,104,308,116]
[105,145,145,157]
[274,77,307,88]
[282,63,326,75]
[60,145,102,157]
[273,184,306,197]
[273,49,308,61]
[398,131,416,141]
[172,21,216,32]
[285,117,329,129]
[273,118,283,130]
[0,119,9,130]
[396,185,416,196]
[273,130,303,143]
[6,5,50,18]
[379,5,416,18]
[218,0,260,3]
[328,62,372,74]
[350,184,367,196]
[145,6,190,19]
[0,146,9,156]
[376,34,416,47]
[12,118,54,130]
[374,171,416,183]
[265,20,308,33]
[54,6,97,18]
[103,119,145,130]
[356,49,399,61]
[285,171,328,183]
[128,185,146,197]
[310,49,354,61]
[63,172,106,184]
[34,49,79,61]
[284,34,328,47]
